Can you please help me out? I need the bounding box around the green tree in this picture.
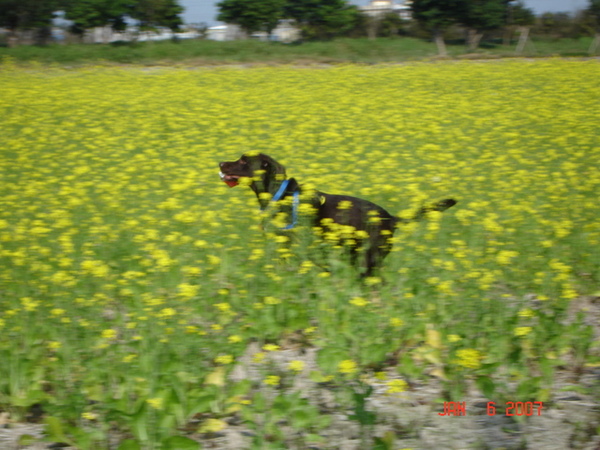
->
[362,11,405,40]
[64,0,129,38]
[590,0,600,23]
[283,0,360,40]
[217,0,286,37]
[588,0,600,53]
[536,12,573,38]
[411,0,459,56]
[505,1,535,53]
[380,11,406,37]
[455,0,507,50]
[509,0,535,27]
[129,0,183,31]
[0,0,59,45]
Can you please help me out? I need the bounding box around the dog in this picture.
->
[219,152,456,276]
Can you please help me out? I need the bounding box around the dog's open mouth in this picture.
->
[219,171,240,187]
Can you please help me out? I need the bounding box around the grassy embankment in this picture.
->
[0,36,597,66]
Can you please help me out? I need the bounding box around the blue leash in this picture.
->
[271,179,299,230]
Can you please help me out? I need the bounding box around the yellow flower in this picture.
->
[364,276,381,286]
[263,375,280,386]
[298,260,314,274]
[122,354,137,363]
[375,371,387,381]
[263,344,280,352]
[157,308,176,319]
[177,283,199,300]
[514,326,532,337]
[101,329,117,340]
[455,349,482,370]
[214,302,231,312]
[47,341,62,351]
[349,296,368,307]
[80,259,111,278]
[386,379,408,394]
[518,309,535,318]
[228,335,242,344]
[146,397,163,410]
[207,255,221,265]
[21,297,41,312]
[497,250,519,266]
[338,359,358,375]
[214,355,234,365]
[288,360,305,373]
[199,418,227,433]
[337,200,354,210]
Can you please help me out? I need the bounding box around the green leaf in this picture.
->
[117,439,142,450]
[272,394,292,414]
[305,433,325,443]
[17,434,37,447]
[316,414,332,429]
[516,377,542,401]
[252,392,267,412]
[43,416,70,445]
[290,409,310,429]
[308,370,329,383]
[230,379,252,396]
[162,435,201,450]
[475,376,496,398]
[316,347,347,373]
[189,393,218,415]
[130,403,149,442]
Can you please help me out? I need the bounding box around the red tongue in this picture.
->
[224,179,239,187]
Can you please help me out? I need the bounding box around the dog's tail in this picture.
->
[397,199,457,224]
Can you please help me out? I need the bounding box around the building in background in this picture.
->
[207,21,300,43]
[360,0,412,20]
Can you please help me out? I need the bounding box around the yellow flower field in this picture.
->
[0,59,599,447]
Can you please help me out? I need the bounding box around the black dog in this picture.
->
[219,153,456,276]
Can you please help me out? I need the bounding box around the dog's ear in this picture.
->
[258,154,286,178]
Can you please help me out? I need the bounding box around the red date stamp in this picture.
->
[438,401,544,416]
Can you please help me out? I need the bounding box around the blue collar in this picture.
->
[272,179,290,202]
[270,179,299,230]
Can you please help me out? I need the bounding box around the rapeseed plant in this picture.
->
[0,59,598,448]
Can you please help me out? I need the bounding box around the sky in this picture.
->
[181,1,590,25]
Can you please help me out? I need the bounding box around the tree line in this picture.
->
[1,0,599,51]
[0,0,183,44]
[218,0,600,53]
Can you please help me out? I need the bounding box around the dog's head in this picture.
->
[219,153,287,196]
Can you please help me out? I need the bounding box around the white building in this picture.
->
[207,21,300,43]
[207,24,245,42]
[360,0,412,20]
[83,26,200,44]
